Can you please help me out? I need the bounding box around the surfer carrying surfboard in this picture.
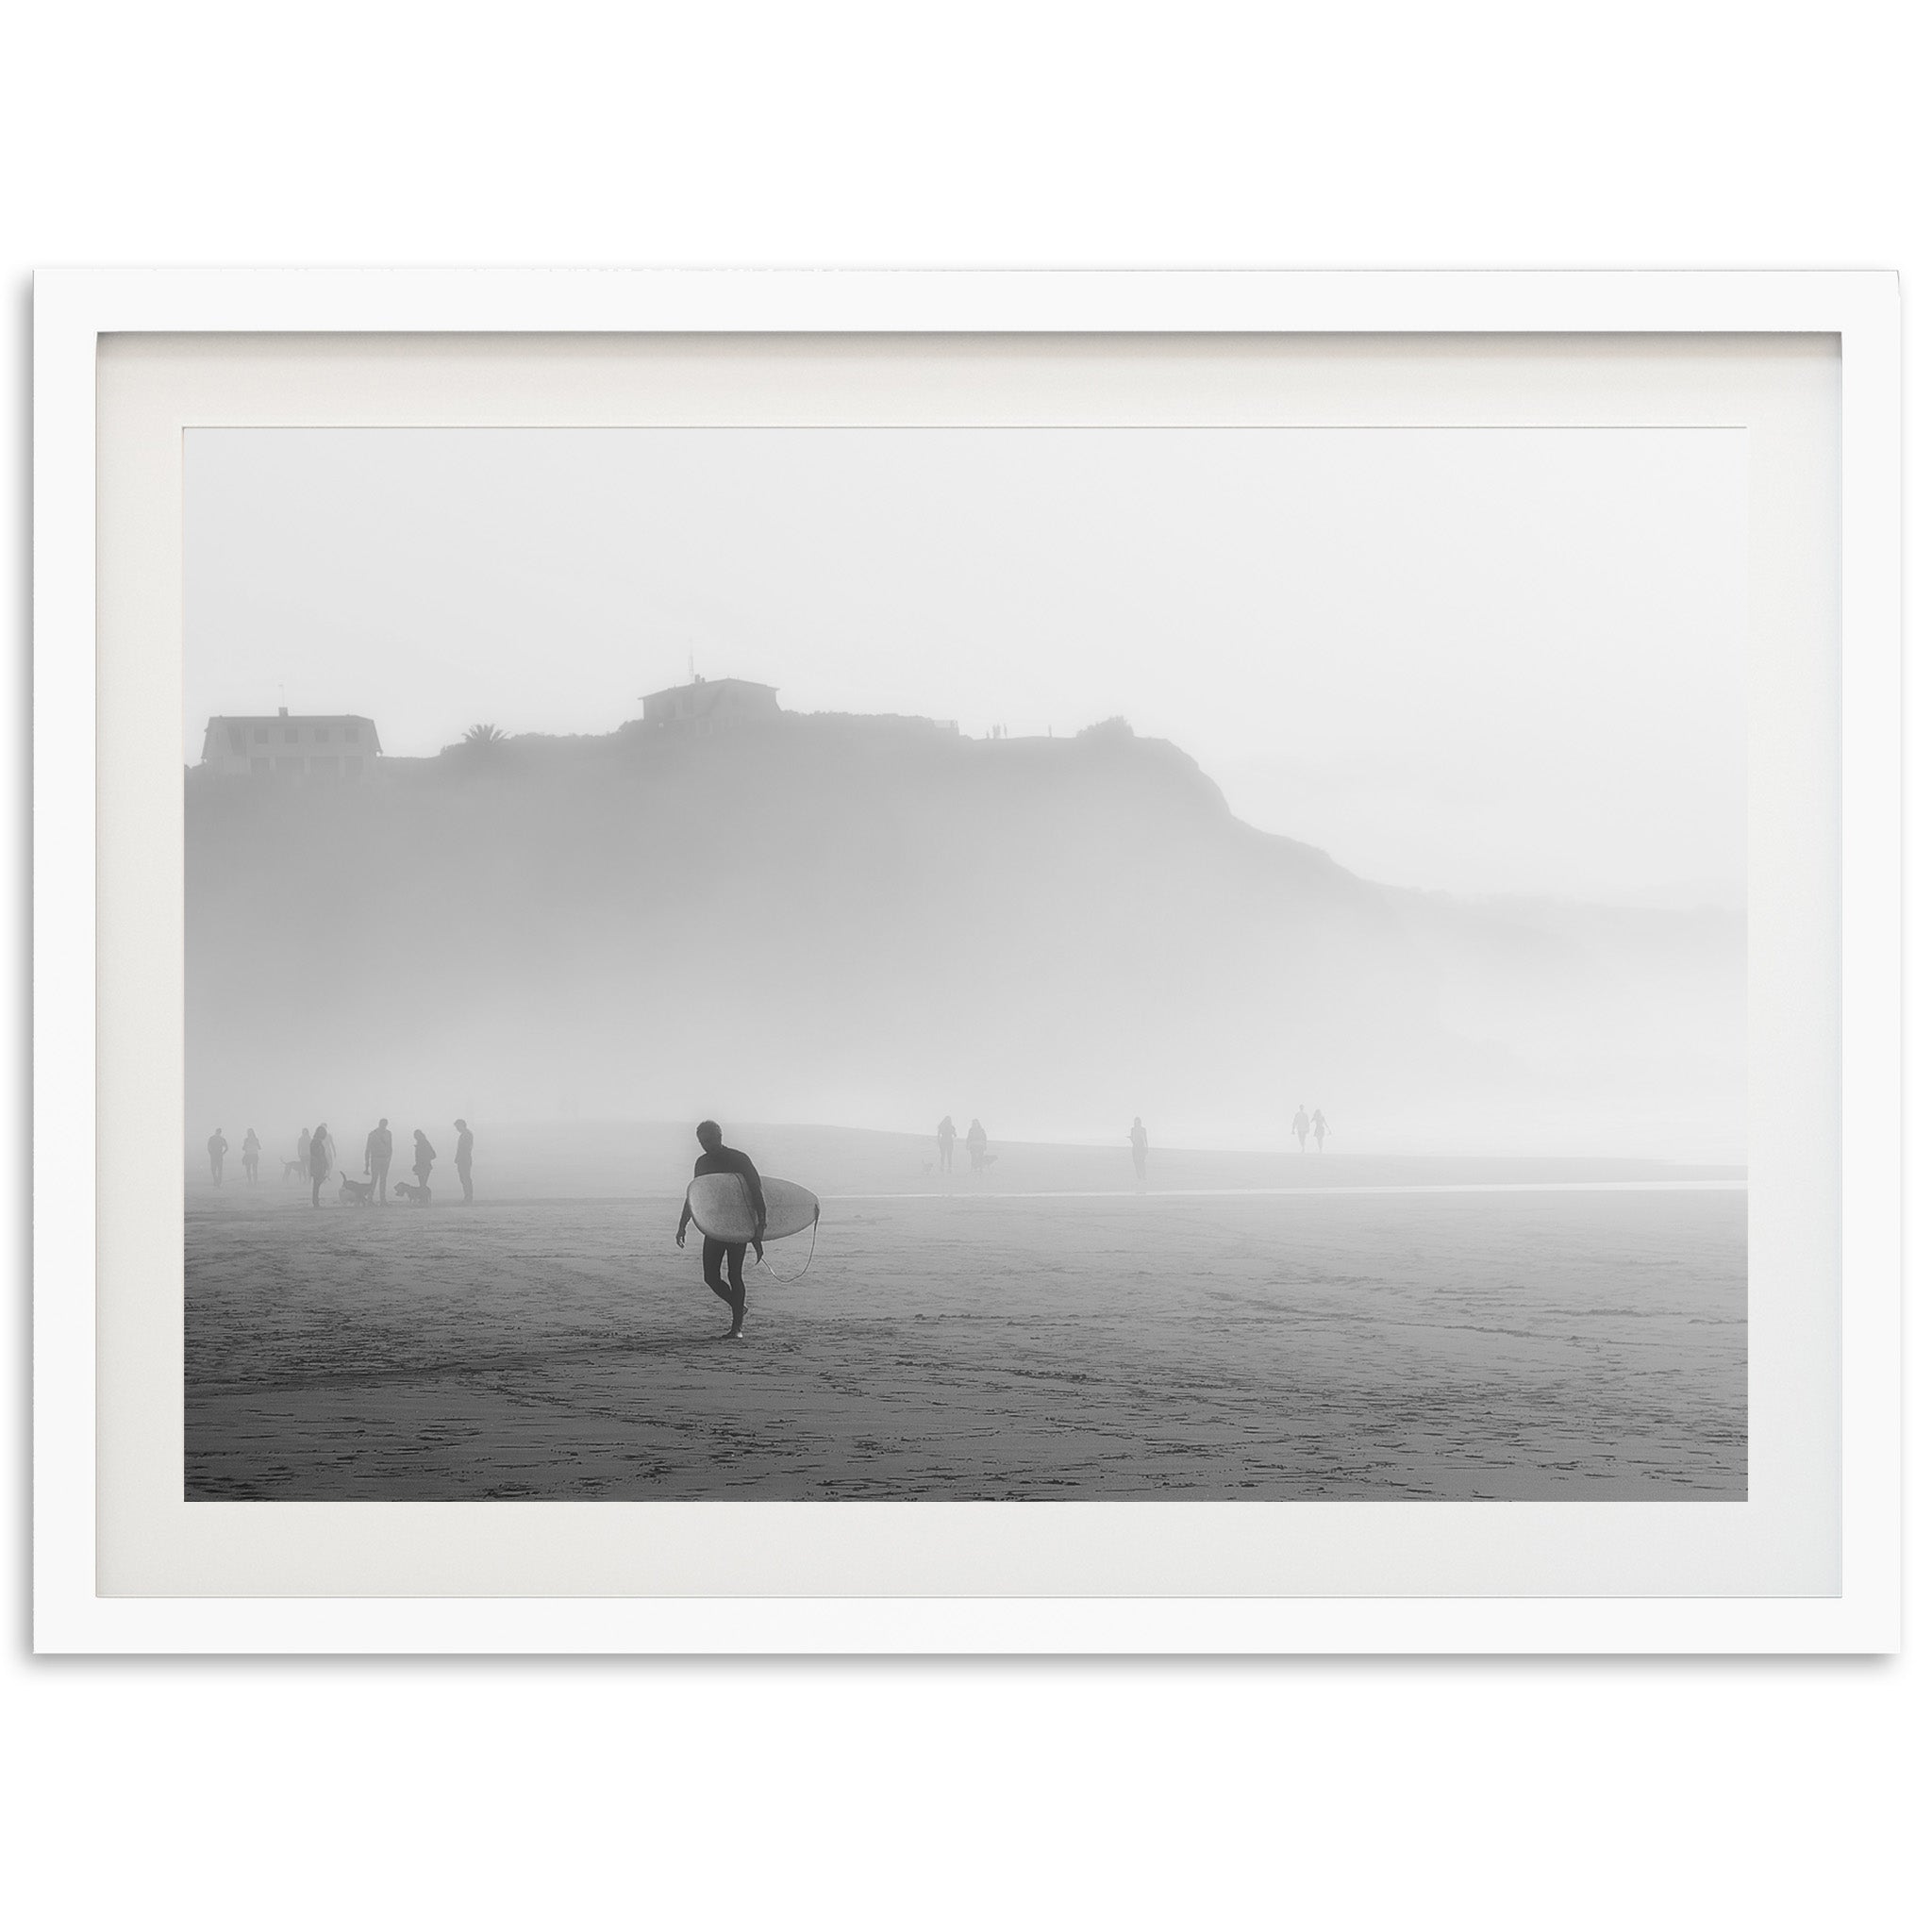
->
[675,1121,766,1341]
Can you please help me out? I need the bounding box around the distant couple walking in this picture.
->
[1292,1105,1328,1153]
[936,1115,991,1174]
[206,1126,256,1184]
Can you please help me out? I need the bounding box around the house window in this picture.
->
[226,724,244,753]
[343,724,359,742]
[310,756,340,778]
[343,756,363,776]
[250,757,271,776]
[253,726,267,743]
[284,726,297,743]
[313,726,329,743]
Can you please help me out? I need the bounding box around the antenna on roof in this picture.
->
[689,649,697,684]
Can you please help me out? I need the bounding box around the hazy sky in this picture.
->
[186,426,1746,907]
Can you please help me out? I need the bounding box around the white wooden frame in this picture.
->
[34,271,1900,1652]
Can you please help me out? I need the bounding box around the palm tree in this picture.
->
[462,724,507,751]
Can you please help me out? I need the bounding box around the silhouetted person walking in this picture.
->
[241,1127,260,1183]
[365,1117,393,1203]
[455,1119,474,1203]
[297,1126,311,1179]
[1129,1116,1148,1184]
[412,1130,436,1188]
[1312,1108,1328,1153]
[1292,1104,1310,1153]
[966,1118,989,1174]
[675,1120,766,1341]
[207,1127,228,1186]
[308,1122,332,1207]
[937,1115,957,1174]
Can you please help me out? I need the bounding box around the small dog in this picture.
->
[282,1158,306,1181]
[392,1178,432,1206]
[337,1171,377,1207]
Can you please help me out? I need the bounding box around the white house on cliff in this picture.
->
[200,708,383,778]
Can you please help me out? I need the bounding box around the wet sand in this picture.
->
[186,1177,1745,1499]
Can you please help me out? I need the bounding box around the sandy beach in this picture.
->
[186,1149,1745,1500]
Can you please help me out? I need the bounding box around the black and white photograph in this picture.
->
[183,423,1747,1502]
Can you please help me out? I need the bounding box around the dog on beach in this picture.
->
[392,1178,432,1206]
[281,1158,306,1181]
[337,1171,377,1207]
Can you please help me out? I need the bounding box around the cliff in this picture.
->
[185,711,1744,1157]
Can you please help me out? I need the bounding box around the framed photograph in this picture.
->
[33,270,1899,1652]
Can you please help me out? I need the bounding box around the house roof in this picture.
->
[639,677,778,705]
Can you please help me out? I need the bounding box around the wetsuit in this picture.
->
[692,1144,766,1332]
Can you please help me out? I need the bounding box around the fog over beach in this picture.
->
[186,704,1743,1160]
[185,425,1746,1162]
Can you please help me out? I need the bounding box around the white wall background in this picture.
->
[4,4,1922,1927]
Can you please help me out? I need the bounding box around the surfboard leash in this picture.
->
[758,1210,820,1284]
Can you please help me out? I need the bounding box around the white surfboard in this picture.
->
[685,1172,819,1243]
